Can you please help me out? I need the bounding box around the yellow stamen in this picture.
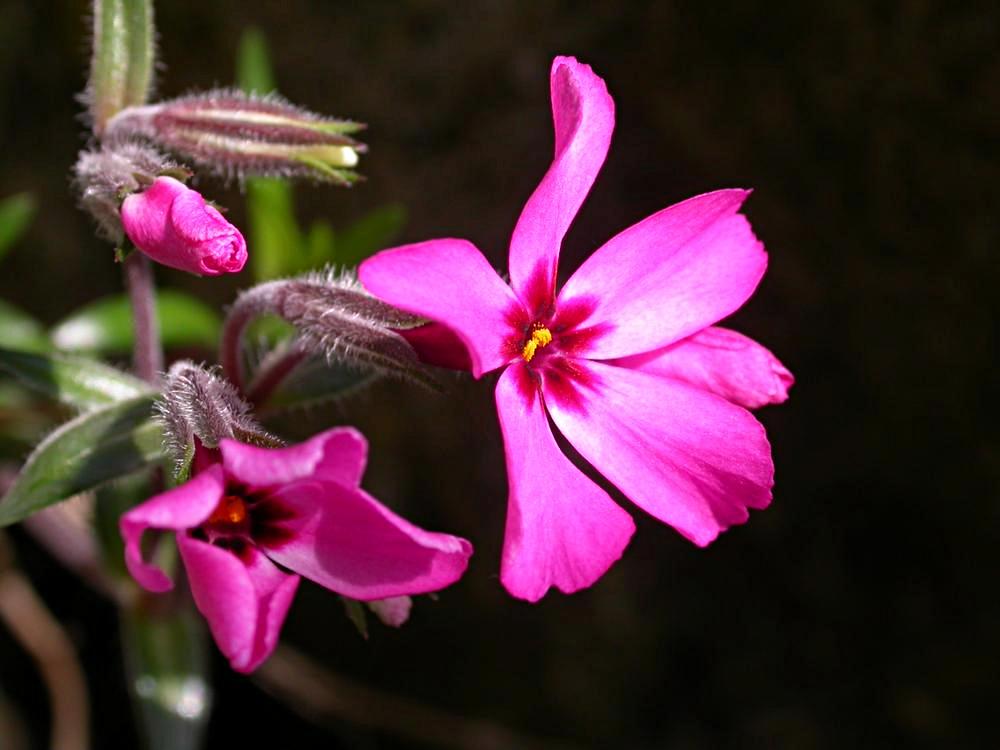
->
[521,326,553,362]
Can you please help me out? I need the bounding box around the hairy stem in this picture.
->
[124,253,162,383]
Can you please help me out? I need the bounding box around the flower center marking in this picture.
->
[207,494,249,529]
[521,325,553,362]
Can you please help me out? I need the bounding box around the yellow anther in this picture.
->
[521,326,553,362]
[207,495,248,528]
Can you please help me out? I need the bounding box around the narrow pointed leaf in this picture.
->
[0,348,151,410]
[51,291,222,354]
[335,204,407,267]
[0,193,36,261]
[0,301,49,353]
[236,27,276,94]
[258,356,373,415]
[0,396,163,526]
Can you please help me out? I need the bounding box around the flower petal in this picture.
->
[556,190,768,359]
[359,239,524,378]
[612,327,794,409]
[398,323,472,371]
[258,480,473,601]
[508,57,615,315]
[177,535,299,673]
[220,427,367,490]
[544,360,773,547]
[119,465,225,593]
[495,364,635,602]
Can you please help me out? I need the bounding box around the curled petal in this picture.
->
[557,190,767,359]
[398,323,472,371]
[508,57,615,315]
[545,360,773,547]
[220,427,367,490]
[119,465,225,593]
[177,535,299,673]
[258,480,473,601]
[359,239,524,378]
[496,365,635,601]
[613,327,794,409]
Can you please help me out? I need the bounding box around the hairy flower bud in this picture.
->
[74,142,181,242]
[105,90,366,185]
[220,269,435,393]
[121,176,247,275]
[156,360,279,473]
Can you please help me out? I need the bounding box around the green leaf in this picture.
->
[122,599,212,750]
[0,193,35,262]
[0,395,163,526]
[51,291,222,354]
[245,178,303,281]
[236,27,275,94]
[334,204,407,267]
[258,356,373,415]
[94,470,152,578]
[341,596,369,639]
[0,300,49,353]
[0,348,150,410]
[89,0,156,132]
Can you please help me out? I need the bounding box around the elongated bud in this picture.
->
[156,361,280,473]
[105,90,366,185]
[220,269,435,393]
[74,142,182,242]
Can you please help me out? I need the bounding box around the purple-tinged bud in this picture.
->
[74,142,181,243]
[105,90,366,185]
[121,176,247,276]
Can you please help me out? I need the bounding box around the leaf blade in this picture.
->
[0,347,151,410]
[0,396,164,526]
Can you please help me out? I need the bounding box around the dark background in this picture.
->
[0,1,997,747]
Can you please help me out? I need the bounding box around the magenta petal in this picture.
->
[177,535,299,674]
[613,327,794,409]
[557,190,768,359]
[545,360,774,547]
[508,57,615,314]
[259,480,473,601]
[119,465,225,593]
[359,239,524,377]
[220,427,367,490]
[398,323,472,371]
[495,365,635,601]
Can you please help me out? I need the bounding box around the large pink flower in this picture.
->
[120,428,473,672]
[120,176,247,275]
[359,57,792,602]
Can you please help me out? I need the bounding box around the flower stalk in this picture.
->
[123,253,162,384]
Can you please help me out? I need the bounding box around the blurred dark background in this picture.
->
[0,0,997,747]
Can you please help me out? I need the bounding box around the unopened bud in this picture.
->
[74,142,180,242]
[156,361,280,474]
[121,176,247,276]
[105,90,366,185]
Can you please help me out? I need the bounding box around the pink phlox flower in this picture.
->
[358,56,792,602]
[120,175,247,275]
[120,428,473,672]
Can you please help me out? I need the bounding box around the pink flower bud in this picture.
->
[120,176,247,275]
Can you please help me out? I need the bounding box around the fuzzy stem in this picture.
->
[124,253,162,383]
[246,346,308,406]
